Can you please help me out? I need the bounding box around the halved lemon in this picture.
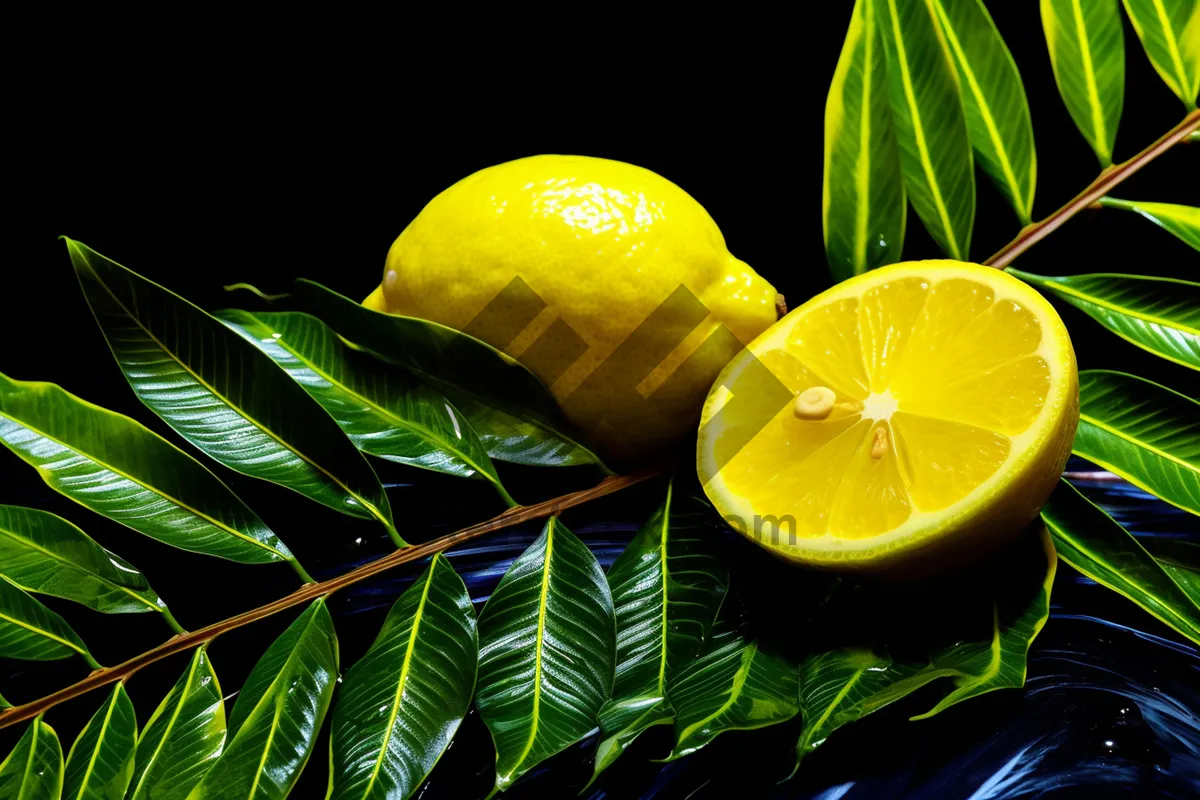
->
[697,261,1078,573]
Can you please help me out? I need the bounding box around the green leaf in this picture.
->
[219,309,514,506]
[874,0,976,259]
[129,646,226,800]
[1098,196,1200,251]
[824,0,907,280]
[279,280,605,469]
[931,0,1037,223]
[1042,479,1200,644]
[1041,0,1125,165]
[328,554,477,800]
[64,239,398,541]
[0,715,63,800]
[186,599,339,800]
[0,373,295,567]
[665,624,799,760]
[590,483,729,782]
[476,518,615,795]
[63,684,138,800]
[1008,269,1199,369]
[0,576,97,667]
[1142,539,1200,601]
[1121,0,1200,108]
[0,504,167,617]
[1074,370,1200,516]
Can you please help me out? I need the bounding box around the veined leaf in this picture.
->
[129,646,226,800]
[280,280,604,469]
[63,684,138,800]
[665,625,799,760]
[1098,196,1200,251]
[186,599,338,800]
[1142,538,1200,601]
[1121,0,1200,108]
[1042,479,1200,644]
[932,0,1037,223]
[219,309,514,505]
[874,0,976,259]
[0,715,62,800]
[0,576,97,667]
[1008,270,1199,369]
[590,483,729,782]
[0,373,295,567]
[1041,0,1125,165]
[329,554,477,800]
[64,239,398,540]
[476,518,615,795]
[0,504,168,618]
[1074,370,1200,516]
[913,529,1057,717]
[824,0,907,280]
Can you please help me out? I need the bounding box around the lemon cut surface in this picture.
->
[698,261,1078,571]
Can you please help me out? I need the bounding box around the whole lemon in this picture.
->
[365,155,779,462]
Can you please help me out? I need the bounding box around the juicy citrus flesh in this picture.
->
[698,261,1078,572]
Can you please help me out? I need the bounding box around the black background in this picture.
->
[4,19,1199,799]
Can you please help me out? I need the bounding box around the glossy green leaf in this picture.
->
[1099,196,1200,250]
[1142,538,1200,601]
[1008,270,1199,369]
[476,518,615,795]
[1122,0,1200,108]
[1043,479,1200,644]
[874,0,976,259]
[0,373,295,568]
[932,0,1037,223]
[0,692,9,709]
[590,483,729,782]
[129,646,226,800]
[329,554,477,800]
[665,624,799,760]
[1074,370,1200,516]
[64,239,397,540]
[0,716,62,800]
[278,280,604,469]
[63,684,138,800]
[0,576,97,667]
[219,309,513,505]
[0,504,167,618]
[824,0,907,280]
[186,599,338,800]
[1041,0,1125,165]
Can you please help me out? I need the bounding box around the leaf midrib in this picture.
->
[1070,0,1111,162]
[676,642,757,745]
[0,596,85,660]
[802,665,866,752]
[73,688,119,800]
[1038,278,1200,333]
[132,651,204,800]
[1077,411,1200,474]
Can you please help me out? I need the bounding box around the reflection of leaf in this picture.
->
[1121,0,1200,109]
[931,0,1037,223]
[476,519,615,795]
[220,309,514,505]
[824,0,906,279]
[1041,0,1125,165]
[1098,197,1200,251]
[63,684,138,800]
[0,374,296,567]
[1043,479,1200,645]
[65,239,397,539]
[590,483,729,782]
[1073,370,1199,516]
[0,576,97,667]
[874,0,976,259]
[1009,270,1199,370]
[329,555,477,800]
[0,715,62,800]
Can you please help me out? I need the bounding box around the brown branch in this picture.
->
[984,109,1200,269]
[0,469,659,729]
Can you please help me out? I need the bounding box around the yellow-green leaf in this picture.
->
[1122,0,1200,108]
[824,0,907,280]
[1099,196,1200,250]
[1041,0,1126,165]
[874,0,976,259]
[0,716,62,800]
[932,0,1038,223]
